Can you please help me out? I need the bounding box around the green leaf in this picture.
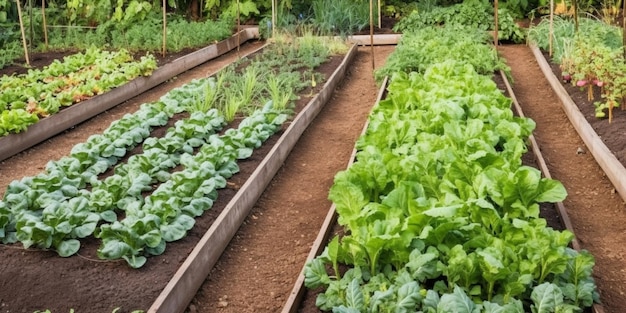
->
[56,239,80,257]
[536,179,567,203]
[329,180,369,232]
[437,285,478,313]
[396,281,421,312]
[161,215,195,242]
[328,236,341,279]
[482,300,525,313]
[531,283,564,313]
[123,254,147,269]
[344,278,365,310]
[98,238,133,260]
[304,258,331,289]
[100,210,118,223]
[406,248,440,282]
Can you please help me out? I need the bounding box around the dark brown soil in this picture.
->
[1,40,625,313]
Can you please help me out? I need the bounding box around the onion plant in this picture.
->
[311,0,370,36]
[265,75,295,111]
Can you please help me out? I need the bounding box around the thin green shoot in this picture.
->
[265,75,294,111]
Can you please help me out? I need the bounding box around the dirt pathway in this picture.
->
[187,46,395,313]
[498,44,626,313]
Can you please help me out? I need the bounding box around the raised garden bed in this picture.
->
[2,33,625,313]
[0,28,260,162]
[530,45,626,205]
[0,39,356,313]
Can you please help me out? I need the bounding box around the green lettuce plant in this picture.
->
[305,31,598,311]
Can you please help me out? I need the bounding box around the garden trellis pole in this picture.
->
[42,0,48,50]
[16,0,29,65]
[623,0,626,58]
[271,0,276,38]
[572,0,578,31]
[370,0,374,69]
[162,0,167,57]
[237,0,240,57]
[493,0,498,46]
[377,0,381,28]
[549,0,554,56]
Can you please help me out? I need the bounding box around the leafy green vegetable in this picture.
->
[306,26,598,312]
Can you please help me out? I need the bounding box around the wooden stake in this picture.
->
[493,0,499,46]
[549,0,554,56]
[42,0,48,50]
[237,0,240,58]
[162,0,167,57]
[377,0,381,29]
[271,0,276,38]
[623,0,626,58]
[16,0,30,66]
[370,0,375,70]
[573,0,579,31]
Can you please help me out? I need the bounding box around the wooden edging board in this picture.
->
[280,76,389,313]
[147,43,359,313]
[346,34,401,46]
[0,27,260,162]
[530,44,626,206]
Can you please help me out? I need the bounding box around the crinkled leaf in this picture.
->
[344,278,365,310]
[531,282,563,313]
[305,258,332,289]
[396,281,421,312]
[437,285,478,313]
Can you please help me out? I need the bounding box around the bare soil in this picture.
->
[0,40,625,313]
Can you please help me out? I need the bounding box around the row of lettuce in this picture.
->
[304,25,599,312]
[0,48,157,137]
[0,34,347,268]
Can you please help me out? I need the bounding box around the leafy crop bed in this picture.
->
[298,26,600,313]
[0,48,157,136]
[0,37,347,312]
[1,26,623,312]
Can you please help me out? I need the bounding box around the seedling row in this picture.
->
[0,33,349,269]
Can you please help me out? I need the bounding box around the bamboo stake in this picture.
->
[623,0,626,58]
[370,0,375,70]
[28,0,33,49]
[493,0,499,46]
[549,0,554,56]
[237,0,240,58]
[16,0,30,66]
[272,0,276,38]
[42,0,48,50]
[162,0,167,57]
[377,0,381,29]
[573,0,579,31]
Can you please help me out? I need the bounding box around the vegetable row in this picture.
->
[304,25,599,312]
[529,16,625,122]
[0,34,347,268]
[0,47,157,136]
